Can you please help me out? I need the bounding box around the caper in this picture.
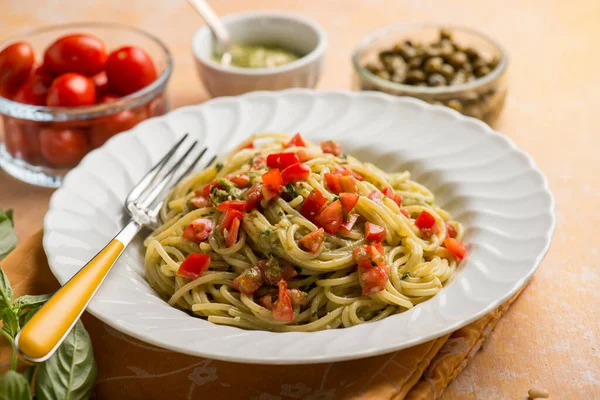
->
[440,28,453,40]
[406,69,426,83]
[440,63,455,80]
[400,45,417,59]
[451,71,467,85]
[473,58,488,70]
[465,47,479,61]
[449,52,468,68]
[424,57,444,73]
[408,57,423,69]
[423,45,441,58]
[391,70,406,83]
[428,73,447,86]
[475,66,491,77]
[375,70,391,80]
[489,56,500,69]
[365,63,382,74]
[440,43,454,60]
[446,99,463,112]
[415,82,428,87]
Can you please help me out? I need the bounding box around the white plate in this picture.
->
[43,90,555,364]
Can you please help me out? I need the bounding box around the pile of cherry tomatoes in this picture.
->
[0,33,165,168]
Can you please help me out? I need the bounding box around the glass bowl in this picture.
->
[0,22,172,187]
[352,23,508,124]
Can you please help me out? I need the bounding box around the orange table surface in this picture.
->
[1,1,599,399]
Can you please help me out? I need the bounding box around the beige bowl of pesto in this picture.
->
[192,12,327,97]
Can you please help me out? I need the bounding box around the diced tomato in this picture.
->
[299,228,324,253]
[353,245,372,269]
[266,152,300,170]
[182,218,213,243]
[361,266,389,296]
[258,294,274,309]
[371,242,385,257]
[340,192,359,214]
[297,148,312,162]
[216,200,248,212]
[262,168,283,190]
[281,263,298,281]
[446,222,457,239]
[251,155,266,170]
[229,174,250,188]
[232,266,264,295]
[285,133,306,148]
[287,289,307,306]
[300,188,328,220]
[353,244,385,269]
[224,217,241,248]
[415,210,436,230]
[281,163,310,185]
[242,141,254,149]
[400,209,410,218]
[339,176,356,193]
[365,222,386,243]
[324,173,342,193]
[368,190,384,205]
[244,183,263,211]
[338,214,358,235]
[261,185,279,201]
[444,237,466,260]
[368,244,386,266]
[218,208,244,231]
[272,280,294,322]
[382,187,403,206]
[189,196,210,209]
[320,140,342,156]
[335,166,363,181]
[314,200,343,234]
[178,253,211,279]
[198,181,222,197]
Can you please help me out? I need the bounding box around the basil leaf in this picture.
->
[0,209,17,261]
[19,308,40,328]
[0,267,13,314]
[1,308,19,338]
[14,294,51,309]
[36,320,97,400]
[22,366,36,384]
[0,370,32,400]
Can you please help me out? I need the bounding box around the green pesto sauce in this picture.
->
[213,44,300,68]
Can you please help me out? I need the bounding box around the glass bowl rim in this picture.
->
[351,22,509,95]
[0,21,173,121]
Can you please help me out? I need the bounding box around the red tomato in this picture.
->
[12,74,53,105]
[300,188,328,220]
[218,208,244,231]
[281,263,298,281]
[368,190,384,205]
[361,266,389,296]
[92,71,109,100]
[242,141,254,149]
[244,183,263,211]
[105,46,157,95]
[446,222,457,239]
[178,253,211,279]
[262,168,283,195]
[324,173,342,193]
[43,34,107,76]
[98,94,118,103]
[225,216,241,247]
[39,127,89,167]
[259,294,274,309]
[232,266,264,295]
[444,237,466,260]
[400,209,410,218]
[229,173,250,188]
[251,155,266,170]
[217,200,248,212]
[147,94,166,117]
[0,42,35,99]
[33,62,55,77]
[89,109,138,148]
[288,289,307,306]
[3,118,41,162]
[339,192,359,214]
[182,218,213,243]
[415,210,436,230]
[199,181,222,197]
[382,187,403,206]
[281,163,310,185]
[46,73,96,107]
[320,140,341,156]
[335,165,363,181]
[298,228,324,254]
[368,244,386,266]
[365,222,386,242]
[272,280,294,322]
[353,245,372,269]
[353,244,385,269]
[339,176,356,193]
[266,152,300,170]
[285,133,306,148]
[338,214,358,235]
[189,195,210,209]
[296,148,312,162]
[314,200,343,234]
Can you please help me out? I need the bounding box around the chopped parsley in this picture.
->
[333,196,339,202]
[311,310,318,317]
[401,272,411,280]
[215,162,224,172]
[284,183,297,198]
[263,229,271,236]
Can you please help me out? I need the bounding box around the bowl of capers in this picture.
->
[352,23,508,123]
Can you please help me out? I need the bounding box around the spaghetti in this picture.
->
[144,133,466,331]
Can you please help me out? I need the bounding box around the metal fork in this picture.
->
[15,134,214,363]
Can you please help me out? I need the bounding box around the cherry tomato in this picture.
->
[288,289,307,306]
[216,200,248,212]
[12,74,53,105]
[218,208,244,231]
[224,216,241,248]
[335,165,363,180]
[46,73,95,107]
[320,140,341,156]
[300,188,328,220]
[182,218,213,243]
[415,210,436,230]
[338,214,359,236]
[382,187,403,206]
[299,228,324,254]
[281,162,310,185]
[39,127,89,167]
[262,168,283,191]
[189,195,209,209]
[43,34,107,76]
[361,266,389,296]
[444,237,466,260]
[147,94,166,117]
[285,132,306,148]
[92,72,109,100]
[314,200,343,234]
[365,222,386,242]
[228,173,250,188]
[232,266,263,295]
[272,280,293,322]
[177,253,211,280]
[266,152,300,170]
[324,173,342,193]
[3,117,41,162]
[339,192,359,214]
[105,46,157,95]
[446,222,457,239]
[244,183,263,211]
[0,42,35,99]
[89,109,137,148]
[339,176,356,193]
[33,62,55,77]
[98,94,119,103]
[367,190,383,205]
